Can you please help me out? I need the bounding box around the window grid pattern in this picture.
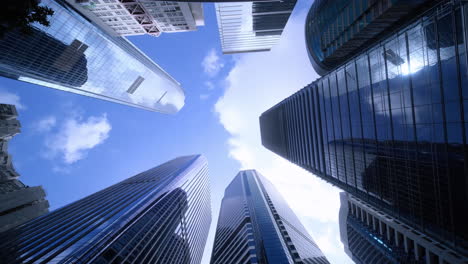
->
[215,0,296,54]
[211,170,329,264]
[339,193,466,264]
[260,0,468,255]
[0,0,184,113]
[305,0,433,74]
[0,155,211,264]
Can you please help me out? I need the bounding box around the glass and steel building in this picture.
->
[215,0,296,54]
[0,0,184,113]
[211,170,329,264]
[72,0,204,37]
[305,0,440,75]
[0,104,49,233]
[0,155,211,263]
[339,192,465,264]
[260,0,468,257]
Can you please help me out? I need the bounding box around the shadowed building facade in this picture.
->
[211,170,329,264]
[339,192,466,264]
[0,155,211,264]
[0,104,49,233]
[260,0,468,258]
[0,0,184,113]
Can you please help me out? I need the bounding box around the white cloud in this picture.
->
[46,114,111,164]
[213,8,353,264]
[202,49,224,77]
[0,89,26,109]
[34,116,57,133]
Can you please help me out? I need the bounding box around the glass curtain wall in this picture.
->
[0,0,184,113]
[0,155,211,264]
[261,0,468,254]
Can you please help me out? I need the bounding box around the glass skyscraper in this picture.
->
[0,0,184,113]
[339,192,465,264]
[211,170,329,264]
[305,0,437,75]
[260,0,468,257]
[215,0,296,54]
[0,155,211,263]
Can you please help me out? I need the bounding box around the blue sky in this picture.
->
[0,1,352,263]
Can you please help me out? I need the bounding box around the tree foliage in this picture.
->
[0,0,54,37]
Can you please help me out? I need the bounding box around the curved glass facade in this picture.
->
[0,0,184,113]
[305,0,432,75]
[211,170,329,264]
[0,155,211,263]
[262,0,468,256]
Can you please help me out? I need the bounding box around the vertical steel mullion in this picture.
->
[303,91,314,169]
[289,100,298,164]
[450,6,466,247]
[308,87,319,171]
[433,13,455,243]
[382,43,397,219]
[293,96,304,165]
[367,52,380,202]
[314,84,326,175]
[344,63,358,191]
[282,101,294,160]
[355,59,367,194]
[297,94,307,166]
[295,93,305,166]
[320,82,332,178]
[327,76,340,181]
[335,70,348,185]
[284,101,292,161]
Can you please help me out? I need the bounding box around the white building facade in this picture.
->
[74,0,204,37]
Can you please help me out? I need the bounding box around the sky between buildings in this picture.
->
[0,1,353,263]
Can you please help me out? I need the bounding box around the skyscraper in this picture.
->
[215,0,297,54]
[339,192,465,264]
[305,0,440,75]
[72,0,204,37]
[0,155,211,263]
[0,104,49,233]
[0,0,185,113]
[211,170,329,264]
[260,0,468,257]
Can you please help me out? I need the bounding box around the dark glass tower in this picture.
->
[339,192,466,264]
[211,170,329,264]
[260,0,468,257]
[0,155,211,263]
[0,0,184,113]
[305,0,440,75]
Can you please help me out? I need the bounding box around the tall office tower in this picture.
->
[260,0,468,257]
[0,104,49,233]
[0,155,211,263]
[72,0,204,37]
[0,0,184,113]
[215,0,297,54]
[339,192,465,264]
[306,0,441,75]
[211,170,329,264]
